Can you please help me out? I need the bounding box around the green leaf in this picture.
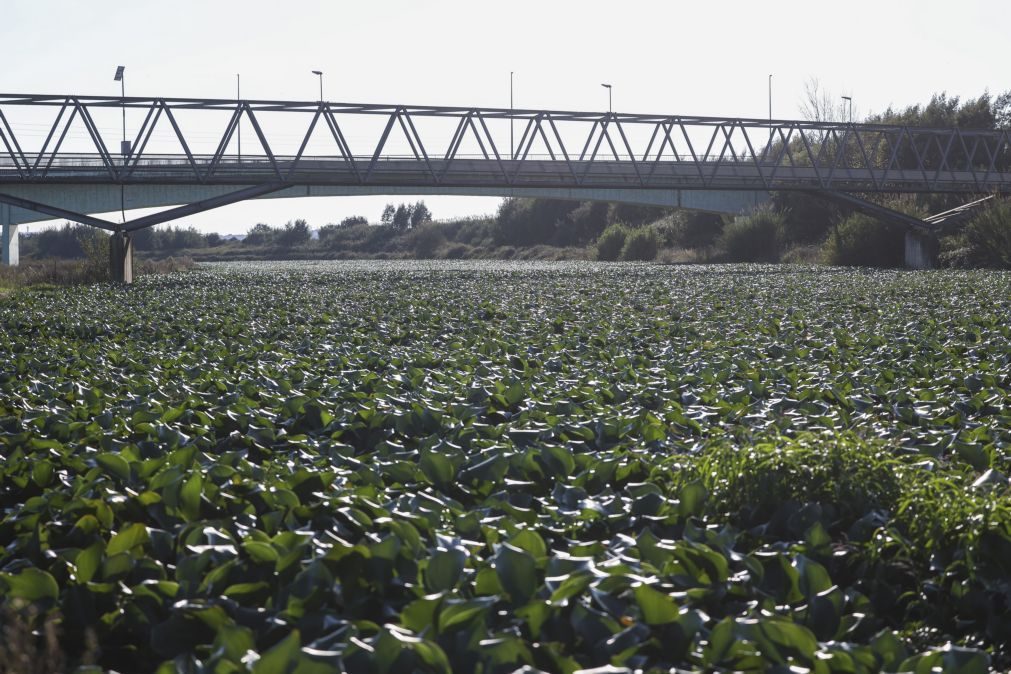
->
[438,597,495,632]
[96,453,130,482]
[214,624,256,663]
[2,568,59,601]
[425,548,466,592]
[495,544,538,604]
[75,542,104,584]
[253,630,301,674]
[634,584,679,625]
[106,523,149,556]
[180,472,202,521]
[677,481,707,517]
[509,529,547,559]
[242,541,280,564]
[420,450,456,490]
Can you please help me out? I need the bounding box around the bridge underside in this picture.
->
[0,183,772,281]
[0,182,994,278]
[0,183,770,226]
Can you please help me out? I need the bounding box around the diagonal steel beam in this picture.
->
[0,191,118,230]
[0,107,28,178]
[162,102,204,182]
[813,190,932,233]
[123,183,288,231]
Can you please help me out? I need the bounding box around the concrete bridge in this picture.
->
[2,93,1009,278]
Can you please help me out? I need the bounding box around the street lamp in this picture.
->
[510,71,514,159]
[312,70,324,103]
[768,74,774,153]
[236,74,241,164]
[114,66,128,157]
[768,74,772,124]
[841,95,853,123]
[601,83,612,114]
[113,65,128,225]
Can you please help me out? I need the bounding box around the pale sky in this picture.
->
[3,0,1008,234]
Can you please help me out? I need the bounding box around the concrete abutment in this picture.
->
[109,231,134,284]
[1,203,17,266]
[904,230,937,270]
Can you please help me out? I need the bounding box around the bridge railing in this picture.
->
[0,94,1009,194]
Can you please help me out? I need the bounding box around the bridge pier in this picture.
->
[109,231,134,284]
[904,230,936,270]
[1,204,17,267]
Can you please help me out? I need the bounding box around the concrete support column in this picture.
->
[1,203,18,267]
[109,231,134,284]
[904,230,937,270]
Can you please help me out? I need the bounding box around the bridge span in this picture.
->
[1,93,1009,278]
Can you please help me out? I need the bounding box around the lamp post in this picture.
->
[841,95,853,123]
[601,83,612,114]
[768,74,773,153]
[114,65,127,225]
[114,66,127,156]
[510,71,514,159]
[236,73,241,164]
[312,70,324,103]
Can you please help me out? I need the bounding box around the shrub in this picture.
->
[606,203,671,227]
[771,192,837,245]
[620,226,659,261]
[444,243,471,259]
[410,223,446,258]
[670,211,726,248]
[962,199,1011,267]
[821,213,905,267]
[244,223,275,246]
[595,223,629,261]
[717,208,784,262]
[276,219,311,247]
[77,228,109,281]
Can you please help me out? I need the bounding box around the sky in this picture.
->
[3,0,1009,234]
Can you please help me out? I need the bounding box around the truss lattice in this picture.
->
[0,93,1008,195]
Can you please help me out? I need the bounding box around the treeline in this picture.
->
[21,224,227,259]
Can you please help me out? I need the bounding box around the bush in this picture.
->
[444,243,471,259]
[277,219,311,247]
[244,223,275,246]
[606,203,671,227]
[77,228,109,281]
[962,199,1011,267]
[620,226,659,261]
[717,208,784,262]
[493,198,576,246]
[771,192,837,245]
[410,223,446,258]
[595,223,630,260]
[821,213,905,267]
[670,211,726,248]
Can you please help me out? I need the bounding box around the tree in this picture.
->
[392,204,412,231]
[244,223,275,245]
[278,219,311,246]
[410,201,432,229]
[799,77,850,125]
[380,204,396,226]
[339,215,368,228]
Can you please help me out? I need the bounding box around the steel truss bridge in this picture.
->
[0,93,1009,277]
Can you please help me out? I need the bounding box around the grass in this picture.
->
[0,256,196,288]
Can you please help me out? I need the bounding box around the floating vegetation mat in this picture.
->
[1,261,1010,672]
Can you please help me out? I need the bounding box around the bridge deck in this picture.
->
[2,155,1009,194]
